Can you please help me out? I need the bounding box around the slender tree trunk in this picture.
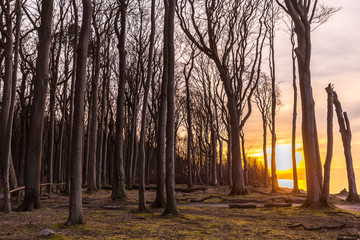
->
[262,116,269,187]
[161,0,178,216]
[332,90,360,202]
[19,0,54,211]
[278,0,325,208]
[291,25,299,193]
[112,1,127,200]
[211,125,218,185]
[87,40,100,192]
[269,5,278,193]
[10,0,22,193]
[48,28,63,185]
[66,0,79,193]
[227,127,232,187]
[219,139,223,184]
[0,0,14,213]
[138,0,156,212]
[67,0,92,225]
[240,131,248,185]
[322,84,333,204]
[184,52,195,188]
[126,112,135,189]
[18,73,27,185]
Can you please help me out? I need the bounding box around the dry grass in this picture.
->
[0,185,360,239]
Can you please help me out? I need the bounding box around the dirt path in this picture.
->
[177,202,360,213]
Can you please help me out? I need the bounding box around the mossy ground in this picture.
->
[1,185,359,239]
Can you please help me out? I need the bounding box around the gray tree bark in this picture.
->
[322,84,333,204]
[112,0,128,201]
[0,0,15,213]
[19,0,54,211]
[67,0,92,225]
[161,0,178,216]
[332,90,359,202]
[138,0,156,212]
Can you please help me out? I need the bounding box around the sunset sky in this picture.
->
[244,0,360,192]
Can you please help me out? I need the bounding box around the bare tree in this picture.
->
[332,89,359,203]
[290,23,299,194]
[138,0,156,212]
[276,0,339,207]
[112,0,127,201]
[177,0,267,195]
[322,84,333,205]
[19,0,54,211]
[161,0,178,216]
[67,0,92,225]
[254,74,271,188]
[266,0,280,193]
[0,0,18,213]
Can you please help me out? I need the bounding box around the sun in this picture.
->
[248,143,304,171]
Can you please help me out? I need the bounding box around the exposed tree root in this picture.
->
[288,223,346,231]
[325,211,360,219]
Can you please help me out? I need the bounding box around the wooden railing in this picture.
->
[7,182,66,203]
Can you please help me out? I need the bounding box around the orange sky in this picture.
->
[242,0,360,193]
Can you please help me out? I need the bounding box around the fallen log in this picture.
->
[229,203,257,209]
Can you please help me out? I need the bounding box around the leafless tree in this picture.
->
[161,0,178,216]
[19,0,54,211]
[112,0,127,201]
[67,0,92,225]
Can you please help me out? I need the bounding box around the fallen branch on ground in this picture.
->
[287,223,346,231]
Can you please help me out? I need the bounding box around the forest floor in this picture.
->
[1,185,360,239]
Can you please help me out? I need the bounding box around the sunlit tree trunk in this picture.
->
[332,90,360,202]
[276,0,324,207]
[262,115,269,187]
[290,25,299,193]
[322,84,333,204]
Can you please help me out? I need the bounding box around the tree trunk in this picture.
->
[211,125,218,185]
[138,0,156,212]
[161,0,178,216]
[19,0,54,211]
[227,127,232,187]
[278,1,324,207]
[0,1,14,212]
[262,115,269,187]
[269,6,278,193]
[184,52,195,188]
[87,36,100,192]
[240,131,248,186]
[322,84,333,204]
[67,0,92,225]
[291,25,299,193]
[332,90,359,202]
[218,139,223,184]
[112,1,127,201]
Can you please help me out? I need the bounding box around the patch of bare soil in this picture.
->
[0,185,360,239]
